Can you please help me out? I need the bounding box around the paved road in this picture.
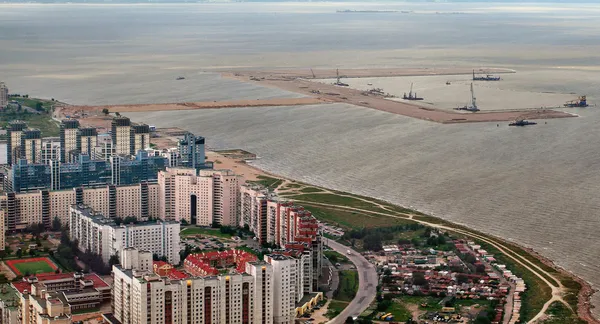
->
[327,240,378,324]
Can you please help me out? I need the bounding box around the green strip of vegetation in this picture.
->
[541,302,586,324]
[302,204,411,230]
[334,270,359,302]
[180,227,234,239]
[323,250,350,264]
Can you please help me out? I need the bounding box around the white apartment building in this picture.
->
[40,138,60,165]
[264,255,298,324]
[158,168,239,226]
[69,205,180,265]
[111,250,274,324]
[0,183,160,231]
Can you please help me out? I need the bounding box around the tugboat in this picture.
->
[333,69,349,87]
[564,96,588,107]
[509,119,537,126]
[402,83,423,100]
[454,83,480,112]
[176,76,185,80]
[472,70,501,81]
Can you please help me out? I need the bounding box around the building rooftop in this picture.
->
[0,284,19,309]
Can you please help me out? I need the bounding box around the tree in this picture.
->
[102,108,109,116]
[109,254,120,267]
[180,219,188,226]
[16,249,22,258]
[377,299,392,311]
[35,102,44,111]
[115,112,121,117]
[474,316,492,324]
[363,234,382,251]
[413,272,427,286]
[52,217,61,231]
[345,317,354,323]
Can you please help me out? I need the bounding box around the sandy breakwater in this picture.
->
[64,97,326,115]
[221,68,576,124]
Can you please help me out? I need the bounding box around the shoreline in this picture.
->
[49,93,597,322]
[204,149,598,323]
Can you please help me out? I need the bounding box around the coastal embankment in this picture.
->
[62,97,326,114]
[221,68,576,124]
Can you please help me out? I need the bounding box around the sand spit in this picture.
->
[65,97,326,115]
[222,69,575,123]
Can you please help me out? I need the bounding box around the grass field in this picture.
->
[303,204,411,230]
[326,300,349,318]
[14,261,54,274]
[6,257,58,276]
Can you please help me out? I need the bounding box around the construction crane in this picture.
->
[310,68,316,79]
[333,69,349,86]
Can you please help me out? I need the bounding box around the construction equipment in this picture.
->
[333,69,349,86]
[454,83,480,112]
[310,68,316,79]
[472,69,501,81]
[402,83,423,100]
[564,95,588,107]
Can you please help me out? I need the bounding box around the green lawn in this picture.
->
[298,187,324,193]
[249,175,283,190]
[180,227,233,239]
[385,302,412,322]
[14,261,55,275]
[326,300,349,318]
[0,113,59,137]
[334,270,358,302]
[303,204,411,230]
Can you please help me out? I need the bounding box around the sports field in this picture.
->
[5,257,59,276]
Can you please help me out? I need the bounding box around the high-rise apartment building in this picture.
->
[93,134,115,161]
[264,254,298,324]
[21,129,42,164]
[78,127,98,157]
[200,169,239,226]
[178,133,206,170]
[69,205,180,264]
[158,168,238,226]
[59,119,80,163]
[240,185,322,291]
[6,121,27,165]
[111,116,133,155]
[0,182,160,231]
[7,152,166,193]
[0,82,8,108]
[40,138,60,165]
[133,124,150,154]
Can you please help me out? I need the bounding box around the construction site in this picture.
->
[58,67,580,125]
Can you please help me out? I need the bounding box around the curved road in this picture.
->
[326,239,378,324]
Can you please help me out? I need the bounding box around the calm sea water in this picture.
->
[2,2,600,316]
